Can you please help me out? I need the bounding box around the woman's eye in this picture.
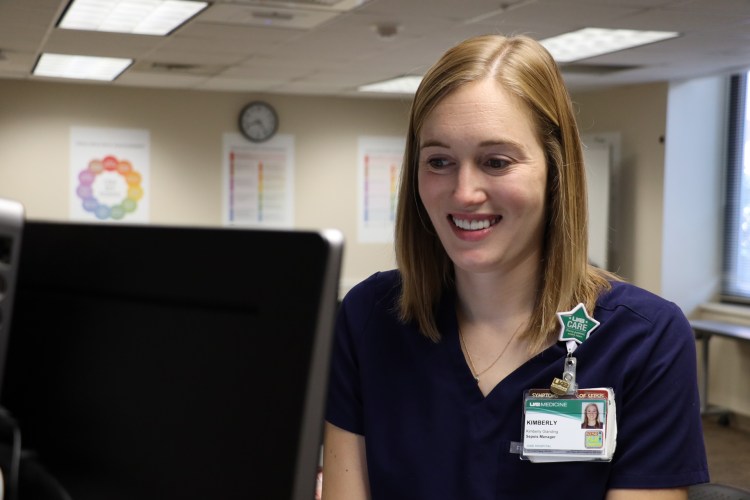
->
[486,157,511,170]
[426,157,452,169]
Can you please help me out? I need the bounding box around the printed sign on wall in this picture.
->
[357,136,405,243]
[70,127,150,222]
[222,133,295,228]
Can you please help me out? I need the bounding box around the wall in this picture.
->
[572,83,669,293]
[0,80,674,294]
[0,79,411,292]
[662,76,727,316]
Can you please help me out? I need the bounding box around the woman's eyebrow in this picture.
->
[478,138,525,150]
[419,138,525,150]
[419,139,449,149]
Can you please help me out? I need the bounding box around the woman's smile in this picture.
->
[450,214,502,231]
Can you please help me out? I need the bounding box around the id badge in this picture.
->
[521,388,617,462]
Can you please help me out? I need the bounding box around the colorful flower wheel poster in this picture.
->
[76,155,144,221]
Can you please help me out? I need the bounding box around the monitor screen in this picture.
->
[0,221,343,500]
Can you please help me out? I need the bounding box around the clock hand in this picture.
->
[250,119,267,132]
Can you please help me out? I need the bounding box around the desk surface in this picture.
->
[690,319,750,341]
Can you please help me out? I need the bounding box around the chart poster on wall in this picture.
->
[69,127,150,223]
[222,133,294,228]
[357,136,405,243]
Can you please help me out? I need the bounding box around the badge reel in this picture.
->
[550,303,595,397]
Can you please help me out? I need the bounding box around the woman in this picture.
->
[323,34,708,499]
[582,403,604,429]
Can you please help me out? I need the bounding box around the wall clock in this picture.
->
[238,101,278,143]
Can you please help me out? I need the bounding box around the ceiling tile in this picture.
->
[2,0,750,95]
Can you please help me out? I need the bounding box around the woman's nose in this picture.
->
[453,164,487,206]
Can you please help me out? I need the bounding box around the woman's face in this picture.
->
[586,405,599,421]
[417,78,547,277]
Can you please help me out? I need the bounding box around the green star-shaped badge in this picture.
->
[556,303,600,344]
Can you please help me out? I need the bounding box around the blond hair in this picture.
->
[394,34,617,354]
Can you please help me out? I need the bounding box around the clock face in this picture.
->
[239,101,278,142]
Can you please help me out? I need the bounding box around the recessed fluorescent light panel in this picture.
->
[59,0,209,36]
[358,75,423,94]
[34,53,133,81]
[540,28,680,63]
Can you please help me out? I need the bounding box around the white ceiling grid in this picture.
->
[0,0,748,96]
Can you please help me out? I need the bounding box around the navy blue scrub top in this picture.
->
[325,271,709,500]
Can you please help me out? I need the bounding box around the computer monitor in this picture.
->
[0,198,24,389]
[0,221,343,500]
[0,199,24,499]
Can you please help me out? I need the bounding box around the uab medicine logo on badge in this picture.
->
[557,303,600,344]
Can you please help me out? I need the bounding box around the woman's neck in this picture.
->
[454,262,539,330]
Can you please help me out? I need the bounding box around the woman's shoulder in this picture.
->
[336,270,407,342]
[340,269,402,309]
[596,280,687,326]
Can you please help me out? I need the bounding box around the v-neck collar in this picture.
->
[437,294,568,403]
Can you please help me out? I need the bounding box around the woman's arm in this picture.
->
[606,488,687,500]
[321,422,370,500]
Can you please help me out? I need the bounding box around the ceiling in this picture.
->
[1,0,750,98]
